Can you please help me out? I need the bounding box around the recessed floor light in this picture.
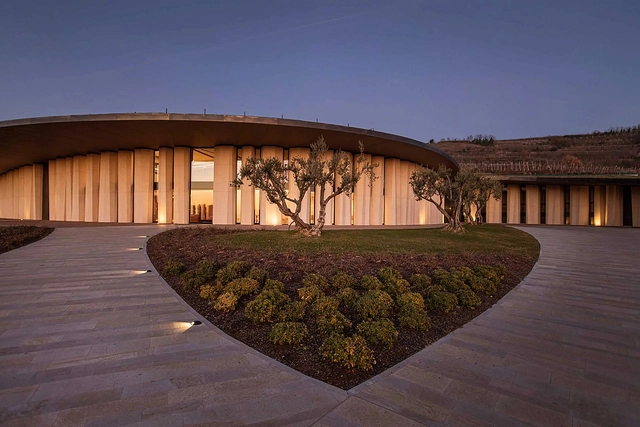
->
[191,321,202,326]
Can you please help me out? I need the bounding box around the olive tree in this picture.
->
[234,136,376,237]
[465,174,503,225]
[409,166,499,233]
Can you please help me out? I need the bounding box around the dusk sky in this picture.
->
[1,0,639,142]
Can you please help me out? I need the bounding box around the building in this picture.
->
[0,113,456,226]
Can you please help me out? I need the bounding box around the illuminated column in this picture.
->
[632,187,640,227]
[173,147,191,225]
[85,154,100,222]
[593,186,606,227]
[117,151,133,223]
[408,163,419,224]
[212,146,237,225]
[546,185,564,225]
[30,165,43,220]
[259,146,283,226]
[9,170,17,219]
[7,171,15,218]
[64,158,72,220]
[133,149,154,223]
[55,158,66,221]
[314,150,335,226]
[384,158,399,225]
[353,153,372,226]
[0,174,5,218]
[48,160,57,220]
[526,185,540,224]
[605,186,622,226]
[396,161,409,225]
[20,166,29,219]
[429,195,445,224]
[98,152,118,222]
[71,156,87,221]
[370,156,384,225]
[334,152,353,225]
[486,194,502,224]
[158,147,174,224]
[506,185,520,224]
[570,186,589,226]
[288,148,311,223]
[240,146,255,225]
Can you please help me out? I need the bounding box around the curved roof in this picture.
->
[0,113,458,174]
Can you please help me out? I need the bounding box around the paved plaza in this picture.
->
[0,225,639,426]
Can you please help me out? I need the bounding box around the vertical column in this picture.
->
[64,158,73,220]
[173,147,191,225]
[506,184,520,224]
[605,186,623,226]
[370,156,384,225]
[30,164,43,220]
[8,171,16,219]
[85,154,101,222]
[353,153,372,226]
[117,150,133,223]
[526,185,540,224]
[396,161,409,225]
[288,148,311,224]
[212,146,237,225]
[593,186,606,226]
[384,158,399,225]
[55,158,66,221]
[48,160,57,220]
[314,150,335,226]
[546,185,564,225]
[22,166,32,219]
[71,156,87,221]
[259,147,284,226]
[570,185,589,226]
[158,147,174,224]
[407,163,419,224]
[334,152,353,225]
[98,152,118,222]
[486,195,502,224]
[240,146,255,225]
[0,174,4,218]
[631,187,640,227]
[133,149,155,223]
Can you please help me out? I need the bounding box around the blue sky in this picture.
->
[1,0,639,141]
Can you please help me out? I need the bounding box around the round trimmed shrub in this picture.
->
[263,279,285,293]
[199,283,223,302]
[245,267,269,285]
[425,285,458,312]
[270,322,308,345]
[279,301,306,322]
[356,318,398,347]
[331,272,357,291]
[163,259,184,276]
[336,287,360,308]
[224,278,260,298]
[355,290,394,319]
[298,284,324,303]
[216,260,250,285]
[303,273,330,293]
[320,333,375,371]
[246,298,277,323]
[410,273,432,294]
[214,292,239,312]
[317,310,352,337]
[397,292,430,330]
[312,296,340,317]
[457,285,482,309]
[360,275,383,291]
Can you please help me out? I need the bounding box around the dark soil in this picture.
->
[0,226,54,255]
[147,227,537,390]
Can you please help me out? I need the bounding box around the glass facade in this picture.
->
[190,148,214,223]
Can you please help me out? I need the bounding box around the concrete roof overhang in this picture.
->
[0,113,458,174]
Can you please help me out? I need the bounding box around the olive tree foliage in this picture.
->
[464,174,503,225]
[409,166,502,233]
[233,136,376,237]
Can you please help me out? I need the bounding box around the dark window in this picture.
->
[501,189,508,223]
[520,186,527,224]
[540,186,546,224]
[588,186,595,225]
[564,186,571,225]
[623,186,633,226]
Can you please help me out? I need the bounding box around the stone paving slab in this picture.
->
[1,224,639,426]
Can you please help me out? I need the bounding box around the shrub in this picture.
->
[263,279,285,293]
[360,275,383,291]
[179,270,199,291]
[270,322,308,345]
[298,284,324,303]
[431,269,465,293]
[378,268,410,298]
[303,273,330,293]
[386,278,411,299]
[277,271,293,283]
[457,285,482,309]
[214,292,238,312]
[224,278,260,298]
[410,273,432,294]
[256,288,290,308]
[312,296,340,316]
[279,301,306,322]
[163,259,184,276]
[473,265,505,295]
[424,286,458,312]
[356,318,398,347]
[216,260,250,285]
[320,333,375,371]
[317,311,352,337]
[336,287,360,308]
[246,298,277,323]
[331,272,357,291]
[195,260,218,283]
[199,282,223,302]
[451,267,485,293]
[245,267,269,285]
[355,290,394,319]
[397,292,430,330]
[378,267,403,286]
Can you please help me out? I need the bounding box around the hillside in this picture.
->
[436,128,640,175]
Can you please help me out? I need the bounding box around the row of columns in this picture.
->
[486,184,640,227]
[0,165,44,220]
